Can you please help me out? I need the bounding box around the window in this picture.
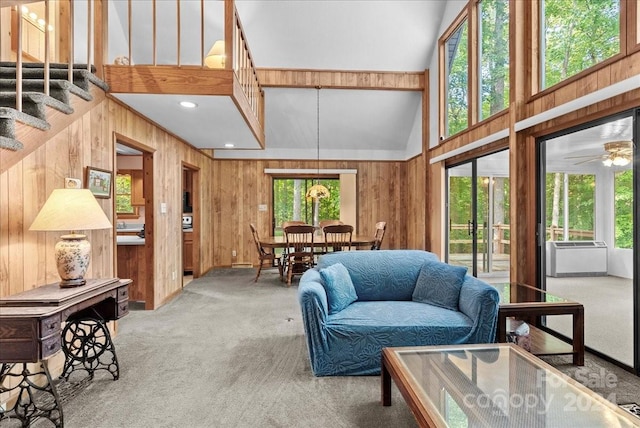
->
[116,172,138,217]
[445,19,469,137]
[541,0,620,90]
[479,0,509,120]
[614,169,633,249]
[273,178,340,235]
[545,173,595,240]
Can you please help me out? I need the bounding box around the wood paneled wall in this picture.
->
[0,97,216,309]
[211,158,426,268]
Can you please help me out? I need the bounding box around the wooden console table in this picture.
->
[0,278,130,427]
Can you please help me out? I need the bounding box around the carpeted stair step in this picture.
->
[0,67,109,92]
[0,107,50,150]
[0,92,73,121]
[0,62,96,73]
[0,79,93,104]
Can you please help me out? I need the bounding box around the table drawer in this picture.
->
[41,334,61,359]
[117,285,129,302]
[40,314,61,337]
[117,301,129,318]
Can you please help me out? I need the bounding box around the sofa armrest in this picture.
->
[298,269,330,362]
[458,275,500,343]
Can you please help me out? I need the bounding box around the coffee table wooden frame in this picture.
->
[381,343,637,428]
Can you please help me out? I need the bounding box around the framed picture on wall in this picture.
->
[86,167,112,198]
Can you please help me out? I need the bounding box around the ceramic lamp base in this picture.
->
[55,234,91,288]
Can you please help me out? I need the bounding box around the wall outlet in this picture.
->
[160,203,167,214]
[232,250,237,257]
[172,271,177,280]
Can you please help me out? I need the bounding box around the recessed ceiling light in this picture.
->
[180,101,197,108]
[224,143,235,148]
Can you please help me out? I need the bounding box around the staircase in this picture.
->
[0,62,109,171]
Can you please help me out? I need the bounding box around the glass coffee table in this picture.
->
[381,344,638,428]
[494,283,584,365]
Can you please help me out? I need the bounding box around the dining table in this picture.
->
[259,234,376,250]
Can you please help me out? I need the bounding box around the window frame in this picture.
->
[439,9,471,141]
[533,0,628,97]
[115,170,140,219]
[477,0,510,122]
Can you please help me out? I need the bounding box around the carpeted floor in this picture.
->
[25,268,640,427]
[46,268,418,428]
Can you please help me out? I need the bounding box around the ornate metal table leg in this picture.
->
[0,361,63,427]
[60,318,120,381]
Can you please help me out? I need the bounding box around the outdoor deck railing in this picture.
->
[449,223,594,255]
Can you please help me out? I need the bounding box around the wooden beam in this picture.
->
[255,68,424,91]
[103,65,234,95]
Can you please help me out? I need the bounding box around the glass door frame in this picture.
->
[535,109,639,375]
[446,161,478,275]
[445,149,510,279]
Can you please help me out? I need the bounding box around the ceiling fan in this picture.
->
[565,140,634,167]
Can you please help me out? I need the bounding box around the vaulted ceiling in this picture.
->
[108,0,450,160]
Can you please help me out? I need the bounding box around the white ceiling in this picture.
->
[106,0,448,160]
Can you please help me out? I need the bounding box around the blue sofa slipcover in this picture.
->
[298,250,500,376]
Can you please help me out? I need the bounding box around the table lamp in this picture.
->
[29,188,112,287]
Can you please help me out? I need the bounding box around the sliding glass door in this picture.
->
[538,112,637,373]
[446,150,510,283]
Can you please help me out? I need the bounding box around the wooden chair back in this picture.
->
[249,223,282,282]
[371,221,386,250]
[282,220,308,230]
[250,223,267,257]
[323,224,354,253]
[319,219,343,228]
[283,224,315,285]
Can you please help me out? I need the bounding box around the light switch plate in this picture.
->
[160,202,167,214]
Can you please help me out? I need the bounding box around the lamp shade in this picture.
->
[29,189,112,232]
[205,40,226,68]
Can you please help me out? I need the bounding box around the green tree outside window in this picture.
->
[541,0,619,89]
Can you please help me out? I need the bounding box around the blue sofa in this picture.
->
[298,250,500,376]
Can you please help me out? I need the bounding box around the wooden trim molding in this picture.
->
[255,68,424,91]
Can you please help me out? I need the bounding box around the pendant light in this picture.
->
[306,86,330,200]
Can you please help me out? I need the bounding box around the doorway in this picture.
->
[446,150,510,283]
[114,135,155,310]
[537,112,637,373]
[182,163,200,285]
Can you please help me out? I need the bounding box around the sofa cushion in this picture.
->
[412,260,467,311]
[316,250,439,301]
[320,263,358,314]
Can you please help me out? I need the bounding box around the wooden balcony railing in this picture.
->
[3,0,265,146]
[103,0,265,146]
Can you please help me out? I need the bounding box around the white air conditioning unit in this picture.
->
[547,241,608,277]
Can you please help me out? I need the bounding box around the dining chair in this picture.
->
[249,223,283,282]
[371,221,387,250]
[283,224,315,286]
[282,220,308,230]
[323,224,354,253]
[318,219,343,228]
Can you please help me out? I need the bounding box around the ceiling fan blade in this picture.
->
[573,157,603,165]
[564,154,602,159]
